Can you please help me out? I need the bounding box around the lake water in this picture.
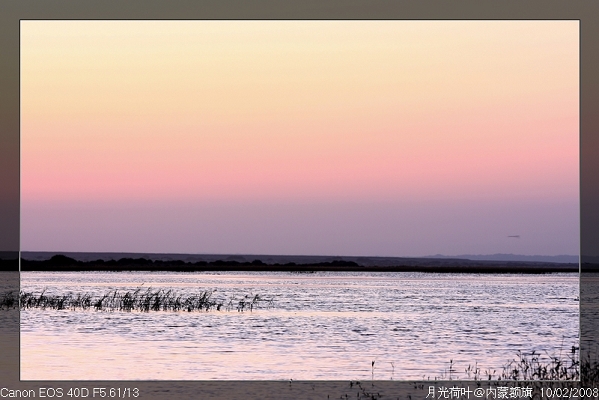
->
[20,271,579,380]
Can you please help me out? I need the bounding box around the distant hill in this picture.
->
[424,253,579,264]
[19,251,579,273]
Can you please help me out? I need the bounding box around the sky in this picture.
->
[20,21,579,257]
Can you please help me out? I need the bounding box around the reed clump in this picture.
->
[580,351,599,386]
[228,294,273,312]
[18,288,273,313]
[462,345,589,381]
[500,348,579,381]
[0,291,18,310]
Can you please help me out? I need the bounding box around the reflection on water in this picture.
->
[20,271,578,380]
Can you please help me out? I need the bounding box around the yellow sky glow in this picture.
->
[21,21,579,203]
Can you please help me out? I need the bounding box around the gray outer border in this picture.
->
[1,2,597,398]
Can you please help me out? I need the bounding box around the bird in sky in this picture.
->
[507,235,520,238]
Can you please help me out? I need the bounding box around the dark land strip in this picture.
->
[16,253,580,273]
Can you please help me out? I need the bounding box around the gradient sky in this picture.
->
[20,21,579,256]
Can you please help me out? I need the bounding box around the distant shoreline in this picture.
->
[18,253,579,274]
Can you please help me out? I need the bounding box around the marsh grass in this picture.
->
[499,348,579,381]
[461,345,587,381]
[581,351,599,386]
[347,381,383,400]
[17,287,273,313]
[0,291,17,310]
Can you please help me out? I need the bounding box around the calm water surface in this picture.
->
[20,271,578,380]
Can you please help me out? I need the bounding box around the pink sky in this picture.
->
[20,21,579,256]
